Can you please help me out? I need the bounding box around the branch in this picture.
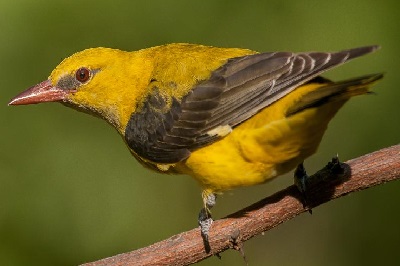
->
[82,145,400,266]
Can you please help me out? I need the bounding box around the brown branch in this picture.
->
[82,145,400,266]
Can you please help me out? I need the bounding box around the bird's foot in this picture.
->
[326,154,344,175]
[198,191,216,252]
[198,208,213,241]
[294,162,312,214]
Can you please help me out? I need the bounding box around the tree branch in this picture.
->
[82,145,400,266]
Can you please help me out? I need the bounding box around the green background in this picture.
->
[1,0,399,265]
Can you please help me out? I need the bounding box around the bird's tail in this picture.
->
[287,73,384,116]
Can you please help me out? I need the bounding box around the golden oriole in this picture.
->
[9,43,382,242]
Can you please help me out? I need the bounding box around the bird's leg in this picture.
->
[198,190,216,250]
[294,162,308,196]
[294,162,312,213]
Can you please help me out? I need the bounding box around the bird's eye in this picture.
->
[75,67,91,83]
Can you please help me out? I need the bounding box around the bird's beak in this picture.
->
[8,80,68,106]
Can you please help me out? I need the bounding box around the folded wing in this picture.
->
[125,46,379,163]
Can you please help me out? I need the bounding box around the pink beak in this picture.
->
[8,80,69,106]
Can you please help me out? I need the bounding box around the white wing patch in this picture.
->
[207,125,232,137]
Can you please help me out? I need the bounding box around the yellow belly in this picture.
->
[173,82,347,192]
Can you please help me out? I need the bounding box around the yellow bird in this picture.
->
[9,43,382,241]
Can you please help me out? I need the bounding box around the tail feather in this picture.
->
[287,73,383,116]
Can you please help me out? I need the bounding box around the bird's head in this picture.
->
[9,48,151,133]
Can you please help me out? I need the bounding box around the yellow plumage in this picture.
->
[175,75,377,192]
[50,44,254,133]
[9,43,382,241]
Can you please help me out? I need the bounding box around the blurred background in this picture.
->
[1,0,399,265]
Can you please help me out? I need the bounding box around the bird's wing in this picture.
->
[125,46,379,163]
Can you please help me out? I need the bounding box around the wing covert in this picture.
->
[124,45,379,163]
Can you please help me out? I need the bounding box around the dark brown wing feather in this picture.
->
[125,46,379,163]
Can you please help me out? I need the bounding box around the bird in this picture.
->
[9,43,382,244]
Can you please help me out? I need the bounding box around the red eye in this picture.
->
[75,67,90,83]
